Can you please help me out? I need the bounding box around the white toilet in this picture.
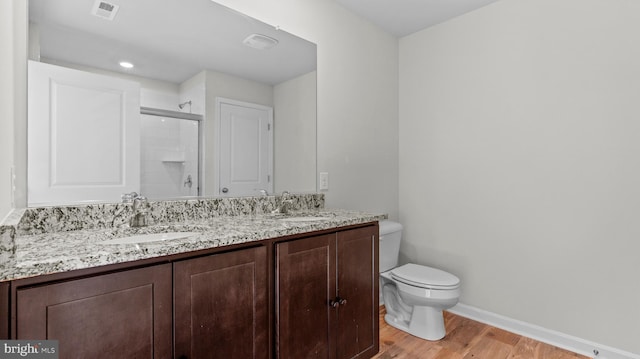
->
[379,220,461,341]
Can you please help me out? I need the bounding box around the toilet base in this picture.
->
[384,305,446,341]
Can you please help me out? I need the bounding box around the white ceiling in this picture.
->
[29,0,316,85]
[334,0,502,37]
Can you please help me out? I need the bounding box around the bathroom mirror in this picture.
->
[27,0,317,205]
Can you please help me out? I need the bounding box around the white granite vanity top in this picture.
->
[0,209,384,282]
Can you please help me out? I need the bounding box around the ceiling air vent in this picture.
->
[242,34,279,50]
[91,0,119,21]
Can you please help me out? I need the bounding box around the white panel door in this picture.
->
[28,60,140,206]
[217,99,273,197]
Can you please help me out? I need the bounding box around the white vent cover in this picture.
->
[242,34,279,50]
[91,0,119,21]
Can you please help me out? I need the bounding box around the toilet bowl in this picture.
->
[379,220,461,341]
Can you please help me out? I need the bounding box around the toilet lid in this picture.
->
[390,263,460,290]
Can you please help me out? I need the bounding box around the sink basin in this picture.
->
[278,216,331,222]
[101,232,201,245]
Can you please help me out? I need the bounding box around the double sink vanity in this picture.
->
[0,194,384,358]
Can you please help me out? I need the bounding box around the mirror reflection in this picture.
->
[27,0,317,206]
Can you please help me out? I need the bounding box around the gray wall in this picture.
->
[274,71,317,194]
[399,0,640,354]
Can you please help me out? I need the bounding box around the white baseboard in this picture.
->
[447,303,640,359]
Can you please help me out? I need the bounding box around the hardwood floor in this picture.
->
[373,307,590,359]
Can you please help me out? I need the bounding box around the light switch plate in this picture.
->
[319,172,329,191]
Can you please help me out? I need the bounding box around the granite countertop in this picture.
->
[1,209,384,283]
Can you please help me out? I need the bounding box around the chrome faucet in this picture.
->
[130,194,149,227]
[121,192,138,203]
[276,191,293,214]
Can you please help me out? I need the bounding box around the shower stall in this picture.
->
[140,107,202,199]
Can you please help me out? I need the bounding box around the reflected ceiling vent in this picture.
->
[91,0,120,21]
[242,34,279,50]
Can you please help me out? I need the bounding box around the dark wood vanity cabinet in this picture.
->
[9,222,379,359]
[15,264,173,358]
[276,225,379,359]
[1,281,10,339]
[174,246,268,359]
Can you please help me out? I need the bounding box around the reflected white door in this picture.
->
[27,61,140,206]
[217,98,273,197]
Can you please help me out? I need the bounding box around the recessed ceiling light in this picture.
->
[119,61,134,69]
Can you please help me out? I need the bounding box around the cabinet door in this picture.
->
[16,264,172,358]
[174,246,268,359]
[336,226,379,359]
[276,234,336,359]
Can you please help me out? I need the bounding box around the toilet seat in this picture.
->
[391,263,460,290]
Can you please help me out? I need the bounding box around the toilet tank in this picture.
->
[379,220,403,272]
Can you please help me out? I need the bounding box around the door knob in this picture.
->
[221,187,228,193]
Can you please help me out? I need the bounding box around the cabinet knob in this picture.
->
[329,297,347,308]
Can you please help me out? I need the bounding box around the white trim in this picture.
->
[447,303,640,359]
[198,112,206,196]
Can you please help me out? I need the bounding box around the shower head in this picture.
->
[178,100,192,110]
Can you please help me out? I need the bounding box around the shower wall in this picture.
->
[140,114,199,199]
